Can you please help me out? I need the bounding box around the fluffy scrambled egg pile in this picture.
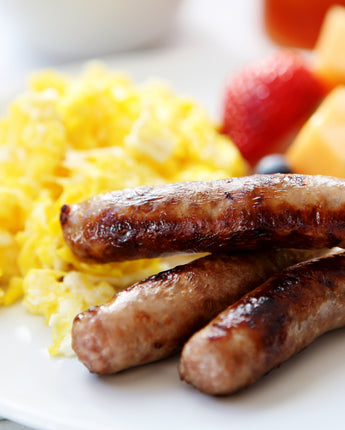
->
[0,64,247,356]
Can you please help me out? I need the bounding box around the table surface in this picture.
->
[0,1,274,429]
[0,420,33,430]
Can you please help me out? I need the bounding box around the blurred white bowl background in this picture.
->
[0,0,183,59]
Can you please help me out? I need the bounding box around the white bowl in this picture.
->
[1,0,183,59]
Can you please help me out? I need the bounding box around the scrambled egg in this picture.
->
[0,63,247,356]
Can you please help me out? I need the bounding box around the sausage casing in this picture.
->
[71,248,321,374]
[60,174,345,263]
[178,251,345,395]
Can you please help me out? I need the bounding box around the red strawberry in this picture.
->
[221,50,327,166]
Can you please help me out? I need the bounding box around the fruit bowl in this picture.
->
[0,0,183,59]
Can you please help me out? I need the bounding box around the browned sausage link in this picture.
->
[71,248,322,375]
[60,174,345,263]
[178,251,345,396]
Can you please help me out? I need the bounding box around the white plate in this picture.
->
[2,302,345,430]
[1,47,345,430]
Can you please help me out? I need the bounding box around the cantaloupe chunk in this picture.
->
[286,86,345,178]
[314,5,345,86]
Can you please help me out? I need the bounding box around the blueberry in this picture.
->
[254,154,292,175]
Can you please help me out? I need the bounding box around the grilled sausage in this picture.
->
[178,251,345,396]
[60,174,345,263]
[71,248,321,374]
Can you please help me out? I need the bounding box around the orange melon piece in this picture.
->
[314,5,345,86]
[286,86,345,178]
